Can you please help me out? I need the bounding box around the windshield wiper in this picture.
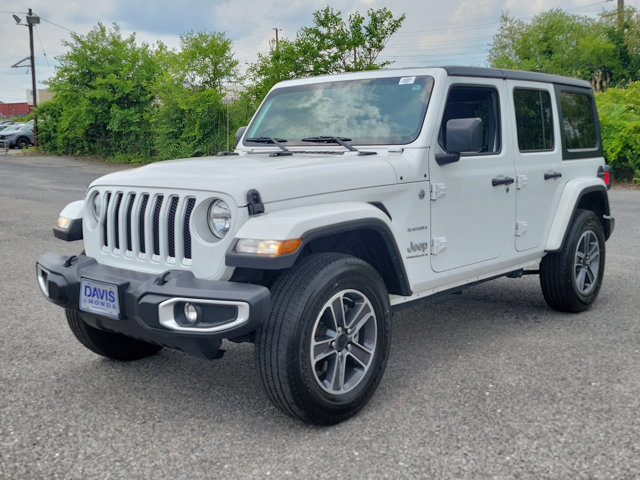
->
[301,136,376,156]
[245,137,292,156]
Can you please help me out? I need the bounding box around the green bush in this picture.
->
[596,81,640,184]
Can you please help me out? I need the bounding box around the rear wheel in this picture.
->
[66,309,162,360]
[255,253,391,425]
[15,137,29,149]
[540,209,605,312]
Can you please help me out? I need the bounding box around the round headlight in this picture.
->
[89,192,102,223]
[207,199,231,239]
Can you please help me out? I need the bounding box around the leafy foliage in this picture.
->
[488,8,640,90]
[39,23,159,160]
[247,7,405,103]
[152,31,239,159]
[596,82,640,183]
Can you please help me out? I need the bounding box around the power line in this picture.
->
[39,16,75,34]
[35,25,50,68]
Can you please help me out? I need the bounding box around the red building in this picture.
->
[0,102,32,118]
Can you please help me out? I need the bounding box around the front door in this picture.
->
[429,80,516,273]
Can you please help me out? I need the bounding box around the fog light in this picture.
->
[36,265,50,297]
[183,303,200,324]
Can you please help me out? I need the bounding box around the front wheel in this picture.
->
[540,209,606,312]
[66,309,162,360]
[255,253,392,425]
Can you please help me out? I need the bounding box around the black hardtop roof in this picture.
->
[443,66,592,89]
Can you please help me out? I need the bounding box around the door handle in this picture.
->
[544,171,562,180]
[492,176,515,187]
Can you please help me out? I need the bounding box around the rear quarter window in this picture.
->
[556,88,601,159]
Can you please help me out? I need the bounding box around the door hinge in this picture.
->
[516,174,528,190]
[515,221,528,237]
[430,183,447,201]
[431,237,447,255]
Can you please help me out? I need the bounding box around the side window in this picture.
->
[439,86,501,154]
[514,88,553,151]
[559,91,597,151]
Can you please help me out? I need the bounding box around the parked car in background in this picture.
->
[0,122,34,149]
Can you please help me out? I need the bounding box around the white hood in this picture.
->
[90,152,398,206]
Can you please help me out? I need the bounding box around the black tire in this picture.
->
[255,253,391,425]
[540,209,606,312]
[15,137,29,149]
[66,309,162,361]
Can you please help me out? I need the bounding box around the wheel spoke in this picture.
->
[328,354,346,391]
[313,338,335,363]
[331,297,346,329]
[573,231,601,294]
[576,265,587,291]
[347,302,373,336]
[580,234,588,255]
[348,342,372,368]
[584,265,595,286]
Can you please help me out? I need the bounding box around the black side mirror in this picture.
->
[436,118,483,166]
[445,117,483,153]
[235,126,247,147]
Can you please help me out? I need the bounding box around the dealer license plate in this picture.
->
[79,278,120,318]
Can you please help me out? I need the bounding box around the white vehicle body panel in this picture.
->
[545,177,607,251]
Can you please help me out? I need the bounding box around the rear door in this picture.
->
[506,81,564,252]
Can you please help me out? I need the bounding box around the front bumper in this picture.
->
[36,253,270,359]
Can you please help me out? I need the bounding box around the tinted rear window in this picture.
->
[560,92,597,151]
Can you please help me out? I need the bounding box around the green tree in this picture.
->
[599,7,640,85]
[152,31,239,159]
[247,6,405,102]
[39,23,159,159]
[488,9,640,90]
[596,81,640,182]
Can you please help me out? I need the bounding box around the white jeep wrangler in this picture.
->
[37,67,614,425]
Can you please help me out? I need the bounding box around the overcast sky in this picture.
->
[1,0,636,103]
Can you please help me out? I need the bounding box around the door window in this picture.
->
[514,88,554,152]
[439,86,501,155]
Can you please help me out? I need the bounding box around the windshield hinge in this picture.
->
[247,189,264,215]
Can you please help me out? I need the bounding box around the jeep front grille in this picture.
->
[99,190,195,262]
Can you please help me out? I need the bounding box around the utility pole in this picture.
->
[618,0,625,31]
[273,28,279,48]
[12,8,39,147]
[28,8,38,147]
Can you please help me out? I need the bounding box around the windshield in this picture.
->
[245,75,434,146]
[3,124,31,133]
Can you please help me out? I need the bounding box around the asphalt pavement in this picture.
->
[1,153,639,479]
